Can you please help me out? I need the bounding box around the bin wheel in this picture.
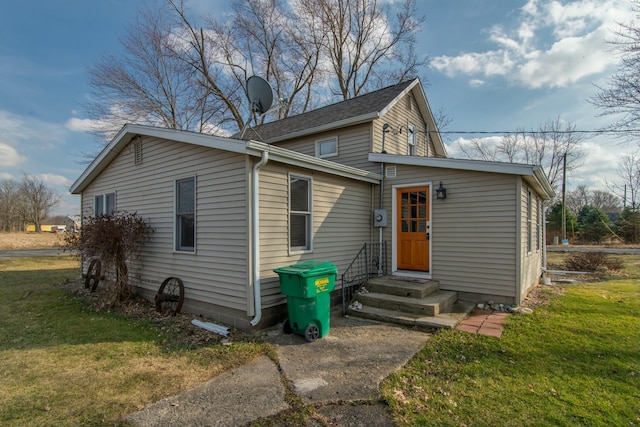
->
[283,318,292,335]
[84,259,101,292]
[304,324,320,342]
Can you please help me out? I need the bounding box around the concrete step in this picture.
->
[355,290,457,317]
[365,276,440,299]
[346,301,476,329]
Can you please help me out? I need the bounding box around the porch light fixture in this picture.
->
[436,181,447,200]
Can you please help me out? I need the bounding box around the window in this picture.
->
[315,137,338,158]
[175,177,195,252]
[289,174,312,252]
[527,190,533,253]
[407,123,416,156]
[537,199,542,252]
[94,192,116,216]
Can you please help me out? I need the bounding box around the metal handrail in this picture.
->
[341,242,387,315]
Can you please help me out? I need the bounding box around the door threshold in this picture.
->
[393,270,432,280]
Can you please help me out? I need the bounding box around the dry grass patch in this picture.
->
[0,256,264,426]
[0,232,63,250]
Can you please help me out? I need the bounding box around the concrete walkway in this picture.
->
[127,310,432,426]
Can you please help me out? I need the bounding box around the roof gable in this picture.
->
[237,79,416,142]
[70,124,382,194]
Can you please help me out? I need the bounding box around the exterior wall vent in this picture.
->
[385,165,397,178]
[134,141,143,165]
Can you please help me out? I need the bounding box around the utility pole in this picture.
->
[561,153,567,243]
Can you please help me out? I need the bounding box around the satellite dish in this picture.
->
[247,76,273,115]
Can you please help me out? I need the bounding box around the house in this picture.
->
[70,78,554,331]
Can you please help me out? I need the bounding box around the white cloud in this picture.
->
[37,173,73,187]
[65,116,102,132]
[430,0,632,89]
[0,143,26,167]
[0,110,65,145]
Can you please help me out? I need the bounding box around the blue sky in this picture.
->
[0,0,634,215]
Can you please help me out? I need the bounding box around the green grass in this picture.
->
[0,256,264,427]
[381,277,640,426]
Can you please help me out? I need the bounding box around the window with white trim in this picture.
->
[407,123,416,156]
[175,177,195,252]
[94,192,116,216]
[537,199,542,251]
[289,174,312,253]
[315,137,338,158]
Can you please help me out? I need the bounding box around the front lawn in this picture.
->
[0,256,264,426]
[381,275,640,426]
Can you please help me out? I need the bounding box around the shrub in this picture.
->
[64,212,153,303]
[564,251,624,272]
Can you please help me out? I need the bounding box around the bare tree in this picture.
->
[20,175,59,233]
[85,2,219,140]
[566,185,590,215]
[85,0,426,139]
[610,152,640,210]
[455,117,584,192]
[591,190,621,213]
[0,179,24,232]
[591,0,640,142]
[296,0,425,100]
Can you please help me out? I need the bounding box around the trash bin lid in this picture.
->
[273,260,337,277]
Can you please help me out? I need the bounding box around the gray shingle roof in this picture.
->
[236,79,416,142]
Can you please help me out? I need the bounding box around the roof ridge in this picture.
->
[236,79,417,141]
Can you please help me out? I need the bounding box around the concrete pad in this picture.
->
[266,312,431,404]
[127,356,288,427]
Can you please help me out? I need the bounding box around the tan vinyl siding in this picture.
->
[379,164,519,300]
[258,162,373,308]
[81,136,250,313]
[273,123,375,171]
[372,94,437,157]
[519,180,543,302]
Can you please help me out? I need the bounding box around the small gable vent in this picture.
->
[385,166,397,178]
[134,141,143,165]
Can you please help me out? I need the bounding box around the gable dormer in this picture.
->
[235,78,447,172]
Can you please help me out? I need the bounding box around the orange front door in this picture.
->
[397,186,430,271]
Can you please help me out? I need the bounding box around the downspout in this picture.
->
[250,150,269,326]
[378,125,389,277]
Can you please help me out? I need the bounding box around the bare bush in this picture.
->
[64,212,153,304]
[564,252,624,272]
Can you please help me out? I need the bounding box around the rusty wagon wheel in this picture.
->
[155,277,185,316]
[84,259,102,292]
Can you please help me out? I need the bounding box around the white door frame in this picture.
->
[391,181,433,279]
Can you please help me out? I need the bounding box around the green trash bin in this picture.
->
[274,260,337,342]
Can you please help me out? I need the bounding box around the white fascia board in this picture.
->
[377,79,448,158]
[247,140,382,183]
[70,124,247,194]
[265,112,379,143]
[368,153,555,199]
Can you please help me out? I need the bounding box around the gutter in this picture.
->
[250,150,269,326]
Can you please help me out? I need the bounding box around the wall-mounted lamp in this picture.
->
[436,181,447,199]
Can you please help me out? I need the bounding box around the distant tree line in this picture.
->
[0,175,59,232]
[547,182,639,244]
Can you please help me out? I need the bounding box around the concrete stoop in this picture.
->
[347,276,475,329]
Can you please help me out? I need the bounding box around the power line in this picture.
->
[437,129,639,135]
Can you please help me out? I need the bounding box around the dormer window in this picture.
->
[315,137,338,158]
